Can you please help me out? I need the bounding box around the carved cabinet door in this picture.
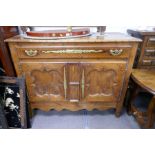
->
[21,61,67,102]
[80,60,127,102]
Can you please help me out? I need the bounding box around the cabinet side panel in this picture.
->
[116,43,139,115]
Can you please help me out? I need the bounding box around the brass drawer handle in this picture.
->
[25,50,38,56]
[109,49,123,56]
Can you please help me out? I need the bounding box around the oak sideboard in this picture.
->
[5,33,141,116]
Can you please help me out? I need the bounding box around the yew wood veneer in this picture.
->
[5,32,141,116]
[127,29,155,69]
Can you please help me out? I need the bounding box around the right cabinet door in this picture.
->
[81,60,127,102]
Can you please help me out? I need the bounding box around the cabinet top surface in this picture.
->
[132,69,155,95]
[127,29,155,36]
[5,32,141,43]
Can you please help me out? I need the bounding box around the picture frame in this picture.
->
[0,76,28,129]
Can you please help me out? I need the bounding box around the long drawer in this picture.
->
[16,46,131,59]
[145,49,155,57]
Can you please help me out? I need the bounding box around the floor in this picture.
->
[31,92,153,129]
[31,109,140,129]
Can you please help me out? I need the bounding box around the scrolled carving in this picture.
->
[85,68,117,96]
[31,68,64,97]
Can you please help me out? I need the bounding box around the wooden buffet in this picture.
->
[5,33,141,116]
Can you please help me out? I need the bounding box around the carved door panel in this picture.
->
[81,60,127,102]
[21,62,67,102]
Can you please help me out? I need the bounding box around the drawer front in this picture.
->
[146,37,155,47]
[17,47,131,59]
[145,49,155,57]
[142,59,155,67]
[142,48,155,67]
[142,60,152,66]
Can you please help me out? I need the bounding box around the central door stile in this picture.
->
[67,63,81,102]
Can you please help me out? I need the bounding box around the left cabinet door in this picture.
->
[20,61,67,103]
